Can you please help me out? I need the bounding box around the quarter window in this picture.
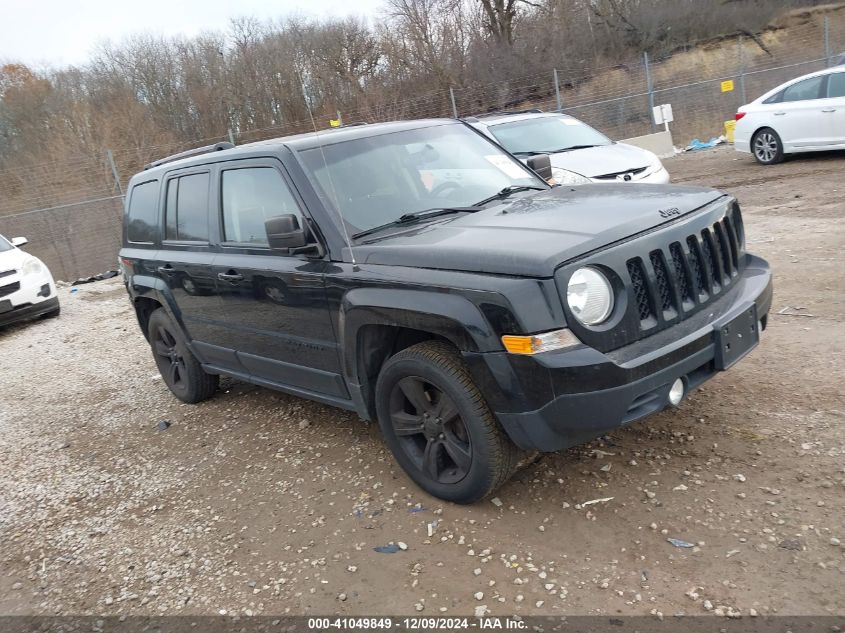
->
[781,76,824,102]
[127,180,159,243]
[828,72,845,98]
[164,173,210,242]
[222,167,302,245]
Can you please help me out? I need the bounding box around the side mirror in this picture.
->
[265,214,307,252]
[10,236,28,247]
[526,154,552,181]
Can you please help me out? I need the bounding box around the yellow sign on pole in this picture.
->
[720,80,735,93]
[329,119,341,128]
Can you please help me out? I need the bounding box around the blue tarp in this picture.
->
[686,137,722,151]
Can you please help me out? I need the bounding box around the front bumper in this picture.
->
[0,271,59,327]
[464,255,772,451]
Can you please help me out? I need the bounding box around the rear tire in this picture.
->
[375,340,519,504]
[752,127,784,165]
[148,308,217,403]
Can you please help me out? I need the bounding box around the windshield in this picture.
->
[299,123,545,234]
[0,235,13,252]
[489,116,611,154]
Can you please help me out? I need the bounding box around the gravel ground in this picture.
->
[1,146,843,618]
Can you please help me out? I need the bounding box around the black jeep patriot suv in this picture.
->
[120,119,772,503]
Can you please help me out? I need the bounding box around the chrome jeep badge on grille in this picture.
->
[659,207,681,218]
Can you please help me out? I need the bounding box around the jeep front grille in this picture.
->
[627,210,744,332]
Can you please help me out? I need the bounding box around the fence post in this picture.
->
[738,35,747,104]
[449,87,458,118]
[824,16,831,67]
[106,149,123,197]
[644,52,656,132]
[553,68,563,112]
[228,128,236,145]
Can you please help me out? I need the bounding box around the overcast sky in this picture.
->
[1,0,383,68]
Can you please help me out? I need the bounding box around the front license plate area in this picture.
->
[714,304,759,370]
[0,299,11,314]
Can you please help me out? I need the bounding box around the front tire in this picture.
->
[375,341,519,504]
[148,308,217,403]
[752,127,784,165]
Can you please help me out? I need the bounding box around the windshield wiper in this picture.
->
[471,185,547,208]
[351,207,481,240]
[548,144,602,152]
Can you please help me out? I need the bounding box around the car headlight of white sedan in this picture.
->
[552,167,592,185]
[645,151,665,175]
[22,257,44,276]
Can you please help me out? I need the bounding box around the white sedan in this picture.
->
[0,234,60,327]
[467,111,670,185]
[735,66,845,164]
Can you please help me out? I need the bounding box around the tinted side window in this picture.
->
[782,76,824,102]
[222,168,302,245]
[164,173,210,242]
[828,72,845,98]
[127,180,159,243]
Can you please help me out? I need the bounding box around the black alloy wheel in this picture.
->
[389,375,472,484]
[147,308,217,404]
[375,340,520,504]
[152,322,189,395]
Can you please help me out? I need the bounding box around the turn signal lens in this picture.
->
[735,112,746,121]
[502,329,580,355]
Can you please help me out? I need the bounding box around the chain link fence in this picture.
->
[0,12,842,281]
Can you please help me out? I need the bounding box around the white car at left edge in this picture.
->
[0,234,60,328]
[735,66,845,164]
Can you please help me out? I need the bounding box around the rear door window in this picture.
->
[781,76,825,102]
[126,180,160,243]
[164,172,210,242]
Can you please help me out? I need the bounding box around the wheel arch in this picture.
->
[340,288,501,421]
[134,296,162,341]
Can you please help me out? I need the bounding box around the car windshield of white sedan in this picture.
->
[0,235,13,252]
[300,124,542,233]
[489,117,612,155]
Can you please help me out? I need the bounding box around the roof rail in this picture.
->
[144,142,235,170]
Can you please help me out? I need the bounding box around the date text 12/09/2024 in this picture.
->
[308,617,527,630]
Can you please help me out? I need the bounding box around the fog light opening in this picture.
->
[668,378,685,407]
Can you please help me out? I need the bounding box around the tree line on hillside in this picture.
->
[0,0,824,178]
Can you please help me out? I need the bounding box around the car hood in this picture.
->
[351,184,727,277]
[0,246,28,272]
[549,143,653,178]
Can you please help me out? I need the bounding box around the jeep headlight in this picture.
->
[22,257,43,276]
[567,267,613,325]
[551,167,591,185]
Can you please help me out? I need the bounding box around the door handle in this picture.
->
[157,265,174,275]
[821,108,836,113]
[773,111,786,116]
[217,272,244,282]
